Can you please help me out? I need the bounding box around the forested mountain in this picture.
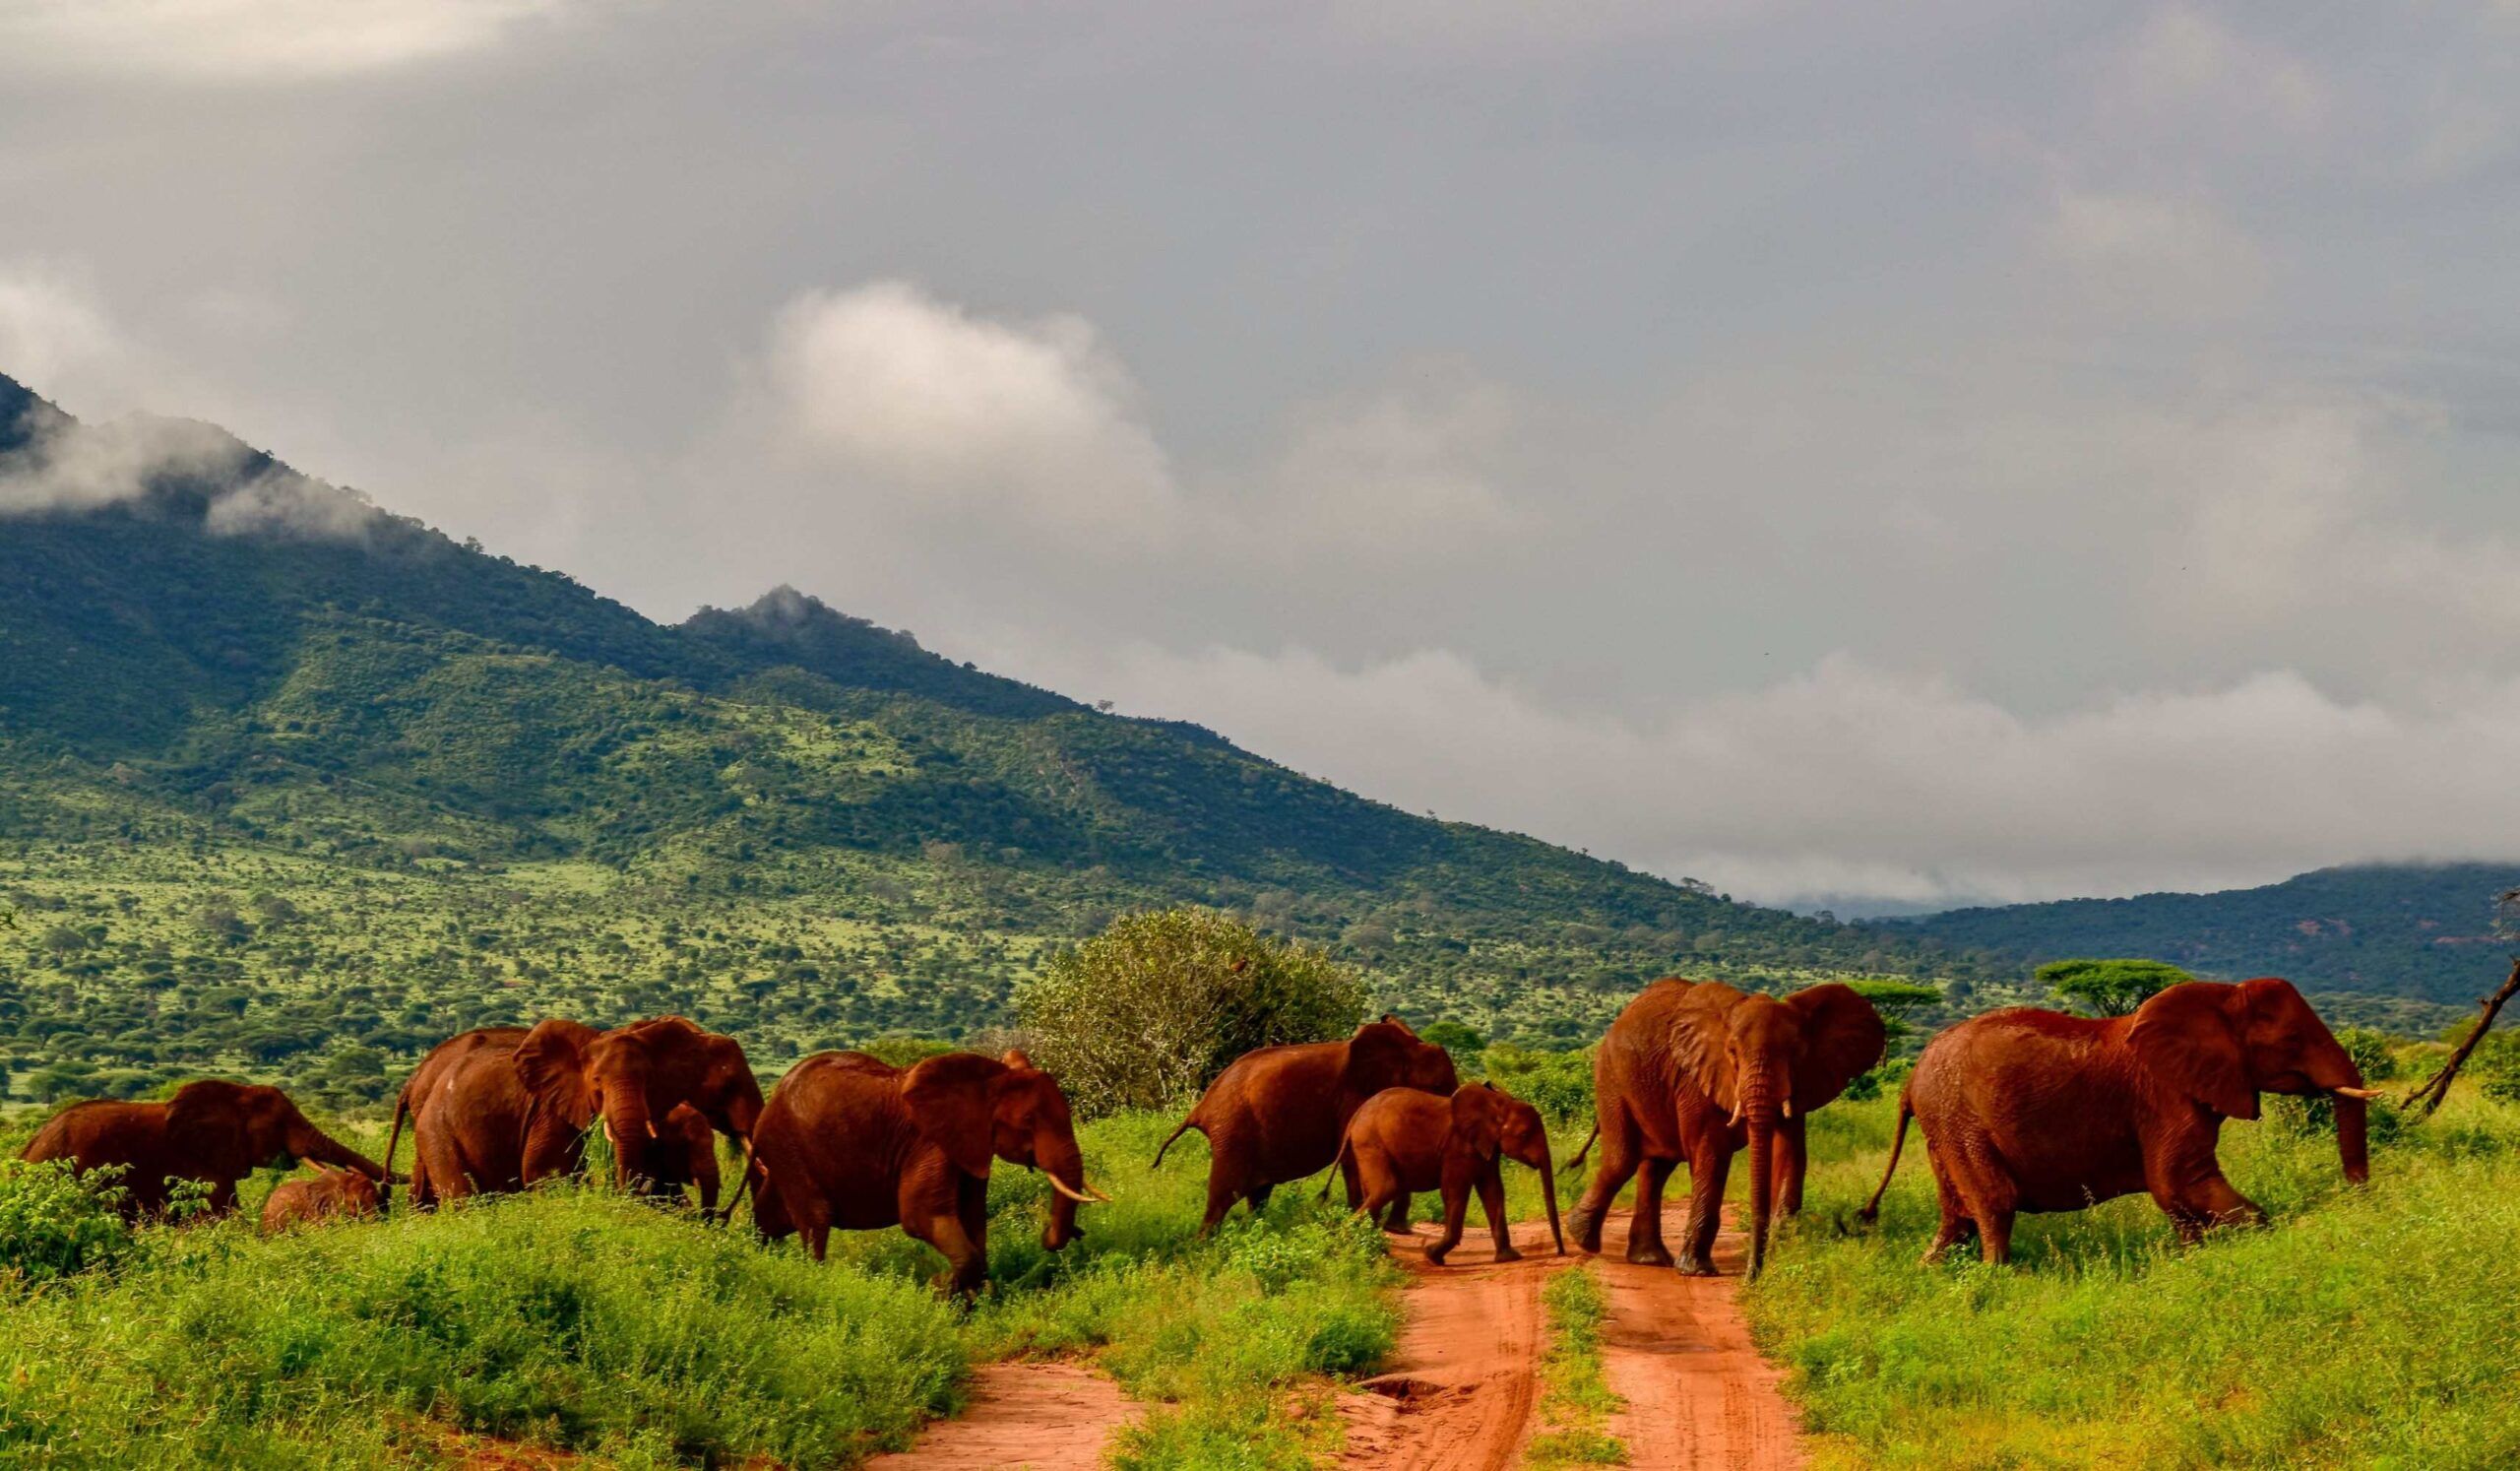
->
[0,373,1993,1107]
[1885,863,2520,1015]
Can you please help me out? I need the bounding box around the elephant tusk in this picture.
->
[1045,1174,1104,1205]
[1728,1102,1744,1127]
[2331,1086,2384,1101]
[1781,1098,1794,1119]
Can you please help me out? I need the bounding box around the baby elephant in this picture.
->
[261,1165,383,1233]
[1328,1082,1564,1264]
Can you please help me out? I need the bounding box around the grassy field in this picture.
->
[1745,1081,2520,1469]
[0,1105,1400,1470]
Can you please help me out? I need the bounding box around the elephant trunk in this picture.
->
[1540,1153,1564,1255]
[604,1095,654,1191]
[2301,1042,2372,1186]
[290,1119,387,1182]
[2332,1091,2370,1185]
[1742,1070,1779,1279]
[1039,1129,1089,1250]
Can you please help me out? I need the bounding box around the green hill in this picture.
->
[0,372,1991,1108]
[1883,862,2520,1021]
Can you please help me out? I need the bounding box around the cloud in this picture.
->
[753,280,1183,552]
[2113,6,2327,134]
[0,265,130,408]
[0,410,377,540]
[1247,372,1530,561]
[2038,186,2264,305]
[736,282,1532,567]
[0,0,566,81]
[1012,637,2520,908]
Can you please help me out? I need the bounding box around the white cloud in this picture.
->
[0,265,129,408]
[754,280,1183,551]
[2114,6,2327,134]
[1240,371,1530,563]
[2038,186,2264,304]
[0,409,377,541]
[0,0,566,81]
[1011,637,2520,908]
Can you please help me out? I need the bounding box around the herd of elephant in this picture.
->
[15,971,2382,1292]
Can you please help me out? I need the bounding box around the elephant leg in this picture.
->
[1572,1119,1641,1255]
[1676,1147,1728,1275]
[910,1205,987,1297]
[1951,1154,2016,1265]
[1425,1176,1471,1265]
[1244,1181,1276,1216]
[1773,1116,1809,1218]
[1627,1155,1679,1267]
[1342,1152,1364,1211]
[1922,1165,1973,1264]
[1200,1162,1244,1235]
[2158,1169,2265,1240]
[1480,1162,1519,1263]
[1384,1191,1416,1232]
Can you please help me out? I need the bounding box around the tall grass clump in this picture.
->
[1745,1087,2520,1469]
[1526,1264,1625,1467]
[0,1188,963,1468]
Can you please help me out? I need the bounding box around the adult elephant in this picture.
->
[1862,978,2377,1263]
[1326,1082,1564,1265]
[1153,1015,1460,1232]
[20,1080,386,1221]
[747,1049,1104,1294]
[384,1026,527,1207]
[1570,979,1883,1278]
[406,1016,761,1202]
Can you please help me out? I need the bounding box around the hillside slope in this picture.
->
[0,372,1990,1106]
[1884,862,2520,1010]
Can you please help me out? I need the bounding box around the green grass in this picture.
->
[0,1107,1400,1470]
[1745,1085,2520,1469]
[1526,1263,1627,1467]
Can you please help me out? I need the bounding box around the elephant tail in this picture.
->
[1858,1093,1913,1224]
[1318,1130,1356,1202]
[381,1087,412,1207]
[1566,1121,1600,1172]
[1152,1111,1202,1171]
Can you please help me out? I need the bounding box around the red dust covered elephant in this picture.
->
[1863,977,2377,1262]
[1570,979,1884,1278]
[1153,1016,1460,1232]
[21,1079,385,1221]
[747,1049,1104,1294]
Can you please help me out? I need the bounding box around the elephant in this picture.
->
[383,1026,527,1207]
[1570,979,1884,1278]
[1325,1082,1564,1264]
[1861,977,2378,1263]
[401,1017,762,1203]
[746,1049,1105,1294]
[20,1079,387,1221]
[261,1165,383,1233]
[1153,1015,1460,1233]
[632,1104,722,1211]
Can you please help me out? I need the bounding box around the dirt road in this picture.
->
[862,1362,1143,1471]
[1338,1207,1803,1470]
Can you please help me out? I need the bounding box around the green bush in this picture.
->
[1014,908,1367,1117]
[1480,1043,1594,1123]
[0,1161,137,1287]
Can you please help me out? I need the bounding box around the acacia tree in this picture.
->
[2037,958,2194,1017]
[1013,907,1366,1117]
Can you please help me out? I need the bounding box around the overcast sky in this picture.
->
[7,1,2520,910]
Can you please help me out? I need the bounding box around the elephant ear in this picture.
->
[515,1019,601,1127]
[1450,1086,1506,1160]
[165,1081,251,1179]
[2128,983,2258,1120]
[903,1054,1011,1179]
[1665,983,1743,1112]
[1785,985,1888,1112]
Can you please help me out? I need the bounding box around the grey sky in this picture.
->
[7,1,2520,907]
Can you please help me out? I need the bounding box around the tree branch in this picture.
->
[2397,956,2520,1119]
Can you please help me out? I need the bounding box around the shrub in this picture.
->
[0,1160,137,1287]
[1480,1044,1594,1123]
[1014,908,1366,1116]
